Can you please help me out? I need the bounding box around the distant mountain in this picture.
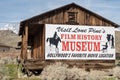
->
[115,27,120,31]
[0,30,21,47]
[0,23,19,34]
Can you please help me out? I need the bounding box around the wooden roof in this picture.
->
[19,3,120,35]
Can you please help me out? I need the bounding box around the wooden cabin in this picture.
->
[19,3,119,76]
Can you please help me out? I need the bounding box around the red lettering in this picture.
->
[82,42,87,51]
[62,41,69,51]
[61,34,64,39]
[94,42,100,51]
[62,41,100,52]
[76,42,81,51]
[88,42,92,51]
[70,42,75,51]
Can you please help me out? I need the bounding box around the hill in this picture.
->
[0,30,21,48]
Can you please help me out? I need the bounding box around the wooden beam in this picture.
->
[42,26,45,59]
[25,25,28,60]
[25,25,28,42]
[20,32,24,59]
[21,26,28,60]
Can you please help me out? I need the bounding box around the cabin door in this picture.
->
[31,27,44,59]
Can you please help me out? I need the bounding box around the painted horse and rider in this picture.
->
[46,32,61,52]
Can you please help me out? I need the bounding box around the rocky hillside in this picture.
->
[0,30,21,47]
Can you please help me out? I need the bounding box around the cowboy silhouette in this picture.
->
[111,35,114,48]
[106,34,111,45]
[53,31,58,39]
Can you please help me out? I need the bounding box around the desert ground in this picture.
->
[0,52,120,80]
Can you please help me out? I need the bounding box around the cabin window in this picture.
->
[67,12,78,24]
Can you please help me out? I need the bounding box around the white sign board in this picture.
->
[45,24,115,60]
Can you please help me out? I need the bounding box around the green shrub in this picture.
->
[5,64,18,79]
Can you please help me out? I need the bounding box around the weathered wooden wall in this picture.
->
[30,26,45,59]
[26,7,114,27]
[27,7,115,60]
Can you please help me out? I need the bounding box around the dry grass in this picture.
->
[16,77,41,80]
[0,59,119,80]
[113,66,120,79]
[40,62,119,80]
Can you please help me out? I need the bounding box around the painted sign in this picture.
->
[45,24,115,60]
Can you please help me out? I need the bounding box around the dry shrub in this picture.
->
[40,62,88,80]
[40,62,120,80]
[113,66,120,79]
[67,66,88,80]
[86,70,109,80]
[40,62,68,80]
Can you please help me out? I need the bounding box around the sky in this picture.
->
[0,0,120,26]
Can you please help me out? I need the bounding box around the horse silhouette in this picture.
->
[46,36,61,52]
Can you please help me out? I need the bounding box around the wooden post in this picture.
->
[39,31,42,58]
[24,25,28,60]
[20,32,24,59]
[42,26,45,59]
[21,25,28,60]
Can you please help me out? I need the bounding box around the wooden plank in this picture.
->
[24,25,28,60]
[21,25,28,60]
[39,30,42,58]
[22,30,26,59]
[23,31,25,59]
[34,35,37,59]
[42,26,45,59]
[20,31,24,59]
